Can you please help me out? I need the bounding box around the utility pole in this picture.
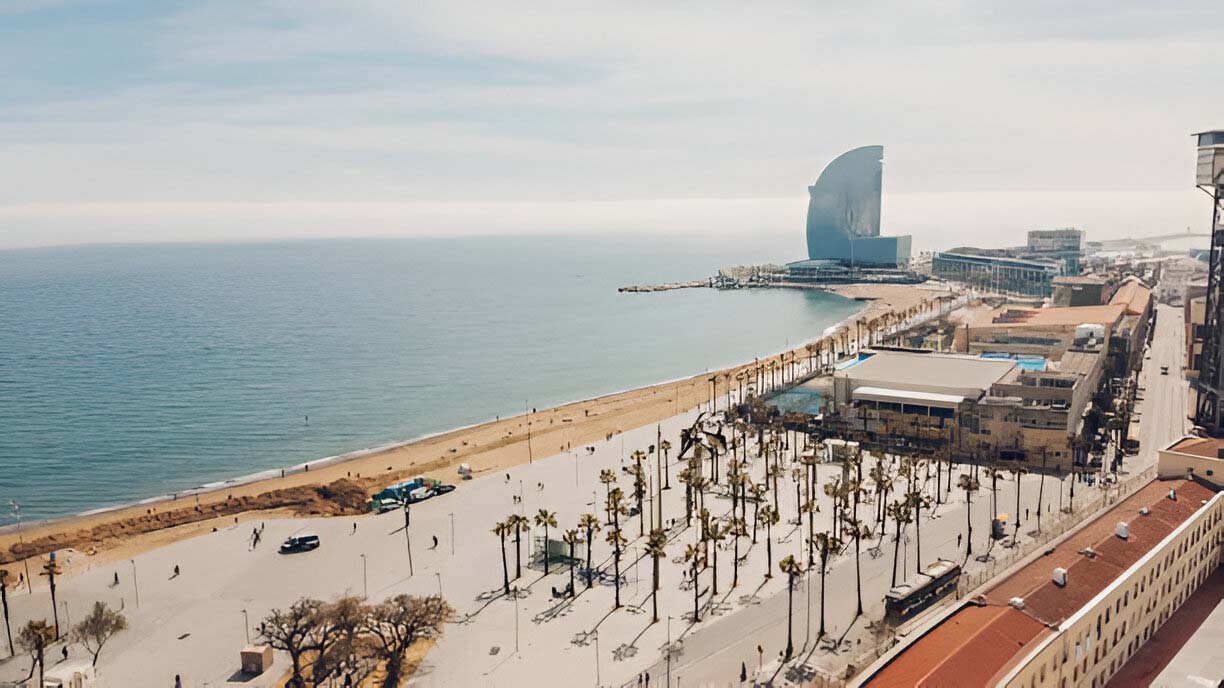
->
[402,503,415,576]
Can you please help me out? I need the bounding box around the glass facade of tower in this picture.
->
[805,145,910,267]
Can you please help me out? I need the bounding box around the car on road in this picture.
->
[279,533,321,554]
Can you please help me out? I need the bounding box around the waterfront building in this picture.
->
[957,304,1127,362]
[931,251,1062,297]
[859,478,1224,688]
[830,345,1109,469]
[804,145,911,267]
[1027,227,1085,275]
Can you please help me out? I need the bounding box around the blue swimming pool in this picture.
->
[981,352,1046,372]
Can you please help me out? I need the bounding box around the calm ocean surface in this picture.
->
[0,235,862,520]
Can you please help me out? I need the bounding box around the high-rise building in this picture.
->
[804,145,911,267]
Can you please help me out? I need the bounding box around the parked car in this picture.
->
[279,534,321,554]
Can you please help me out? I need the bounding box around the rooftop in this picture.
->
[864,479,1217,687]
[839,351,1017,395]
[1166,436,1224,460]
[970,304,1126,329]
[1053,275,1106,286]
[1109,277,1153,316]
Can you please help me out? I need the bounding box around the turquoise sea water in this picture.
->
[0,235,863,520]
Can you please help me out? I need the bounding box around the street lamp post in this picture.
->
[360,554,368,599]
[449,513,455,556]
[130,559,140,608]
[666,616,672,688]
[402,503,415,576]
[9,502,32,595]
[435,572,443,597]
[514,588,520,653]
[242,608,250,644]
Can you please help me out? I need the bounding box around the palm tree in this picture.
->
[983,464,1002,520]
[660,439,673,489]
[885,499,912,588]
[845,510,871,617]
[768,463,785,512]
[507,514,530,579]
[534,509,558,574]
[605,527,627,609]
[750,483,769,543]
[724,516,747,588]
[780,555,804,659]
[645,529,667,623]
[684,543,704,621]
[577,513,601,589]
[492,520,511,596]
[627,459,647,536]
[813,531,842,638]
[562,529,580,593]
[958,473,981,555]
[759,504,779,578]
[599,469,618,525]
[706,520,725,596]
[1010,466,1028,540]
[908,490,933,574]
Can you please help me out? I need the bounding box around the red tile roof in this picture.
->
[865,480,1215,687]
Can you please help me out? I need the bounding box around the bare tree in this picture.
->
[18,620,55,687]
[72,601,128,667]
[365,595,453,688]
[261,598,325,687]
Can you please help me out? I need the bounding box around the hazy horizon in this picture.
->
[2,2,1221,251]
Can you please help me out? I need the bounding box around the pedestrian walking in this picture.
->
[112,572,119,587]
[431,535,439,549]
[352,522,358,535]
[175,675,182,688]
[957,533,963,548]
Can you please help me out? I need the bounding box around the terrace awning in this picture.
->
[851,386,965,409]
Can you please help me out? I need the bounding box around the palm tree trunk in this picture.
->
[1037,452,1048,532]
[765,521,773,578]
[569,542,576,593]
[915,501,923,573]
[785,574,795,659]
[0,582,11,656]
[652,554,660,623]
[543,525,550,574]
[514,530,522,579]
[693,560,700,621]
[500,535,510,595]
[818,551,828,637]
[965,489,973,555]
[1014,473,1022,540]
[854,528,863,616]
[891,517,902,588]
[585,526,595,588]
[733,535,740,587]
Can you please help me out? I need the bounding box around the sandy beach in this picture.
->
[0,282,951,579]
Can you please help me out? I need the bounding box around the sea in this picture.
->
[0,235,864,521]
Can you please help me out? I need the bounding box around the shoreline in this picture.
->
[0,282,951,572]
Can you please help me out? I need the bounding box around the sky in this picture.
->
[1,0,1222,251]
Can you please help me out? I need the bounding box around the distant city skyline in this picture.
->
[1,1,1221,249]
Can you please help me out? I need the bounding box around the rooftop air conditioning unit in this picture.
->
[1053,567,1068,587]
[1168,489,1177,501]
[1009,597,1025,610]
[1116,522,1129,539]
[1139,507,1150,516]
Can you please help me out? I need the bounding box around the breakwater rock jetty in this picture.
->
[618,279,711,293]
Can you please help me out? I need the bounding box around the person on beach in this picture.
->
[352,522,358,535]
[431,535,438,550]
[112,572,119,587]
